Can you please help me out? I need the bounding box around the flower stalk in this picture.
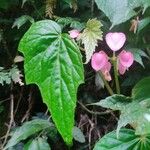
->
[112,52,120,94]
[99,71,114,96]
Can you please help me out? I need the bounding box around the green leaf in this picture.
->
[132,77,150,101]
[128,48,149,67]
[4,119,52,149]
[78,19,103,64]
[93,94,132,111]
[26,138,51,150]
[94,129,150,150]
[93,91,150,136]
[0,67,11,85]
[73,127,85,143]
[10,65,24,86]
[18,20,84,145]
[117,102,150,136]
[138,17,150,33]
[56,17,85,30]
[12,15,34,29]
[95,0,150,27]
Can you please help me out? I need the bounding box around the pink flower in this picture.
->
[91,51,112,81]
[103,71,112,81]
[101,61,111,73]
[118,50,134,67]
[118,50,134,74]
[101,62,112,81]
[69,29,80,38]
[118,63,126,75]
[91,51,108,71]
[105,32,126,51]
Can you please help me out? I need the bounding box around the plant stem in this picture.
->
[78,101,112,115]
[112,52,120,94]
[98,71,114,96]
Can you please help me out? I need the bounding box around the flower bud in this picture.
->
[69,29,80,38]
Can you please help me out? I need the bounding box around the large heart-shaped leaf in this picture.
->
[94,129,150,150]
[18,20,84,144]
[95,0,150,27]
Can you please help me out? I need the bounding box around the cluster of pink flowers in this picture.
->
[91,32,134,81]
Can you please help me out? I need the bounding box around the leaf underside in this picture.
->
[95,0,150,27]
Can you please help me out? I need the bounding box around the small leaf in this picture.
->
[56,17,85,30]
[18,20,84,144]
[132,77,150,102]
[10,65,24,86]
[26,138,51,150]
[94,128,150,150]
[92,94,132,111]
[12,15,34,29]
[0,68,11,85]
[78,19,103,64]
[138,17,150,33]
[14,56,24,63]
[4,119,52,149]
[73,127,85,143]
[128,48,149,67]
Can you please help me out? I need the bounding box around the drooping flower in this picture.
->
[118,50,134,75]
[118,50,134,67]
[101,61,111,73]
[105,32,126,51]
[69,29,80,39]
[91,51,112,81]
[118,63,126,75]
[91,51,108,71]
[101,61,112,81]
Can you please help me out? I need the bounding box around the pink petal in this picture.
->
[101,61,111,73]
[118,63,126,75]
[118,50,134,67]
[106,32,126,51]
[91,51,108,71]
[69,29,80,38]
[101,62,112,81]
[103,71,112,81]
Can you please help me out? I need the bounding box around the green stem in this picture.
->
[99,71,114,96]
[112,52,120,94]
